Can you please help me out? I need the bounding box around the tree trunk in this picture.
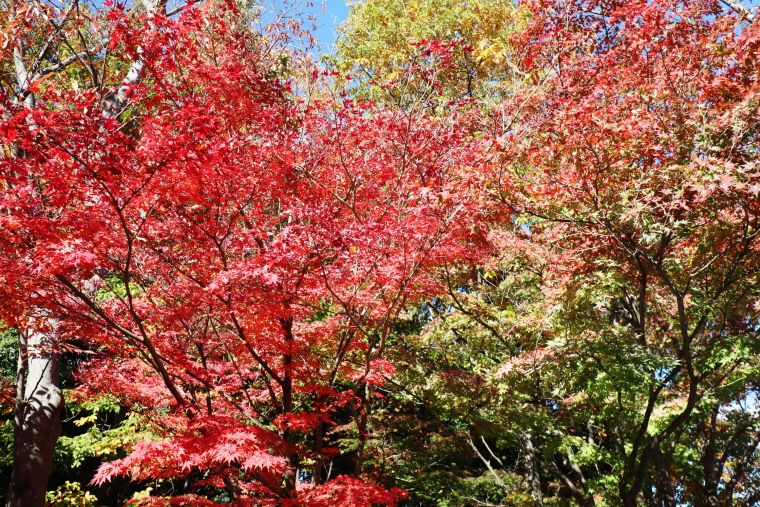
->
[353,383,370,476]
[521,432,544,506]
[280,317,298,496]
[7,32,62,507]
[6,328,63,507]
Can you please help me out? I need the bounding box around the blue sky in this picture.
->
[308,0,351,49]
[259,0,351,51]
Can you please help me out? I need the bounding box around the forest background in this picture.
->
[0,0,758,505]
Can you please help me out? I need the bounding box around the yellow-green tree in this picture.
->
[334,0,526,105]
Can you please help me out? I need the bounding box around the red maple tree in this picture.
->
[0,1,487,504]
[490,0,759,503]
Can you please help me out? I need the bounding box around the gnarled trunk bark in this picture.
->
[6,328,63,507]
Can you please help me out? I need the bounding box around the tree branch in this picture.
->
[721,0,756,22]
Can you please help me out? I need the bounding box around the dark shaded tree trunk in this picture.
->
[280,317,298,496]
[313,420,324,485]
[6,328,63,507]
[353,383,370,476]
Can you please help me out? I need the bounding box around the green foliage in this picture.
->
[56,393,146,470]
[0,325,18,381]
[0,420,13,468]
[94,274,144,303]
[45,481,98,507]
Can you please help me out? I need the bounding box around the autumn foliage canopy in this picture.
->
[0,0,758,505]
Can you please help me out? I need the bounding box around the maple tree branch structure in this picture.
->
[0,0,757,504]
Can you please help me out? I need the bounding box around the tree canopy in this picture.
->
[0,0,758,505]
